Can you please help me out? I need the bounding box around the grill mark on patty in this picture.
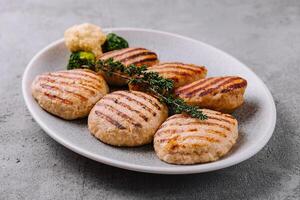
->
[196,77,242,97]
[166,112,235,124]
[112,49,149,61]
[100,48,145,60]
[183,77,228,97]
[156,62,186,66]
[150,64,205,73]
[150,70,193,77]
[183,135,220,143]
[156,127,227,138]
[38,77,96,95]
[175,77,215,93]
[207,116,235,125]
[95,110,126,129]
[161,121,231,132]
[154,62,191,68]
[97,103,142,128]
[192,121,232,131]
[132,92,162,110]
[118,51,157,62]
[221,80,247,93]
[129,58,158,66]
[149,67,199,75]
[38,76,101,91]
[43,93,73,105]
[112,92,157,116]
[222,113,235,119]
[201,109,236,120]
[39,83,88,101]
[159,135,220,143]
[102,96,149,122]
[47,74,102,89]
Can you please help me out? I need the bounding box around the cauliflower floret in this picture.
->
[64,23,106,57]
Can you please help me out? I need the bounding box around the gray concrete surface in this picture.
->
[1,0,300,199]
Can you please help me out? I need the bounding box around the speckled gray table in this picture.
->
[1,0,300,199]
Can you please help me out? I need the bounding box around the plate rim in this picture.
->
[22,27,276,174]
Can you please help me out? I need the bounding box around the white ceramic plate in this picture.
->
[22,28,276,174]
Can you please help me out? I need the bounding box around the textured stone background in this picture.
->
[1,0,300,199]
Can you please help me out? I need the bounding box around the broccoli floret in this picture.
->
[67,51,96,70]
[102,33,129,52]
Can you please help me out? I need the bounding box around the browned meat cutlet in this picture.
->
[147,62,207,88]
[31,69,109,120]
[98,47,159,86]
[154,109,238,164]
[175,76,247,113]
[88,90,168,147]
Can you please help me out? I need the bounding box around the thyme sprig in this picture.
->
[96,58,207,120]
[96,58,173,95]
[155,92,208,120]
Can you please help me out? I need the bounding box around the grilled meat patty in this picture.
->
[31,69,109,120]
[98,47,159,86]
[147,62,207,88]
[154,109,238,164]
[88,90,168,147]
[175,76,247,113]
[129,62,207,92]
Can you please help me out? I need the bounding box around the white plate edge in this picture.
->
[22,27,277,174]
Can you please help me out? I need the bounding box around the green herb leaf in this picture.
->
[96,59,207,120]
[102,33,129,52]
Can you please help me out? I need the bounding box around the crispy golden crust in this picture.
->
[31,69,109,120]
[97,47,159,86]
[88,90,168,147]
[154,109,238,164]
[175,76,247,113]
[147,62,207,88]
